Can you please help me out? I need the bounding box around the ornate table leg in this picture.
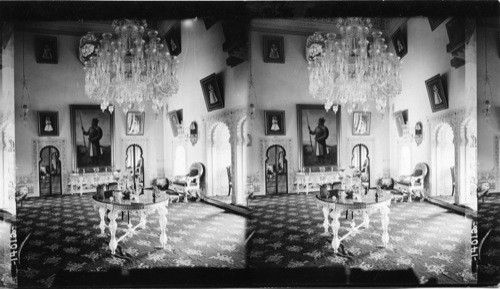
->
[139,211,147,229]
[321,206,330,236]
[330,209,342,253]
[158,205,168,248]
[380,205,390,247]
[363,210,370,229]
[108,210,119,255]
[98,207,106,237]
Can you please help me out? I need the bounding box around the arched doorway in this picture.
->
[265,145,288,195]
[210,123,231,201]
[126,144,144,192]
[38,146,62,196]
[433,123,455,203]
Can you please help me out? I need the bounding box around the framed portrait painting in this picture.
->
[37,111,59,136]
[297,104,341,172]
[164,22,181,56]
[168,109,182,137]
[425,74,448,113]
[391,23,408,59]
[264,110,285,136]
[126,111,145,136]
[200,73,224,112]
[352,111,371,136]
[70,105,114,172]
[263,35,284,63]
[36,36,58,64]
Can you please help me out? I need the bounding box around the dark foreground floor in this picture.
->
[247,193,474,285]
[16,195,246,288]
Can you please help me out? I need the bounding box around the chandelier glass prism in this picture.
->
[84,20,179,114]
[307,18,402,115]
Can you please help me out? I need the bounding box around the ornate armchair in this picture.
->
[171,162,204,202]
[394,162,428,202]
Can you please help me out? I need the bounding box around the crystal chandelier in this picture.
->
[307,18,402,115]
[84,20,179,114]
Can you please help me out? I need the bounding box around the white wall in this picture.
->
[163,20,249,178]
[14,28,165,195]
[249,28,390,194]
[388,17,468,179]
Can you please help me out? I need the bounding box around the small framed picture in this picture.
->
[38,111,59,136]
[36,36,58,64]
[200,73,224,112]
[391,24,408,59]
[352,111,371,136]
[263,35,284,63]
[264,110,286,136]
[394,109,408,137]
[168,110,181,137]
[164,22,181,57]
[126,111,145,136]
[425,74,448,113]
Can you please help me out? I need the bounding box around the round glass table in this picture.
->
[316,189,392,253]
[91,190,170,255]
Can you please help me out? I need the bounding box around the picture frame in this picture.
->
[168,109,182,137]
[264,110,286,136]
[164,22,181,56]
[394,109,408,138]
[126,111,145,136]
[70,105,114,172]
[352,111,371,136]
[391,23,408,59]
[263,35,285,63]
[425,74,448,113]
[297,104,341,171]
[37,111,59,136]
[35,36,58,64]
[200,73,224,112]
[428,17,448,31]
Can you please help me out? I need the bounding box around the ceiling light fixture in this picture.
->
[83,20,179,115]
[306,18,402,115]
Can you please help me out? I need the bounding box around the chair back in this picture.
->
[413,162,428,177]
[188,162,204,178]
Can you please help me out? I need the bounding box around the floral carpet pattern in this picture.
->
[16,195,246,288]
[477,194,500,285]
[247,194,475,285]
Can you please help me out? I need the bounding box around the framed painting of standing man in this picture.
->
[70,105,114,172]
[297,104,341,172]
[425,74,448,112]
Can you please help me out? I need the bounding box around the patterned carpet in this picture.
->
[477,193,500,285]
[16,195,246,288]
[247,194,475,285]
